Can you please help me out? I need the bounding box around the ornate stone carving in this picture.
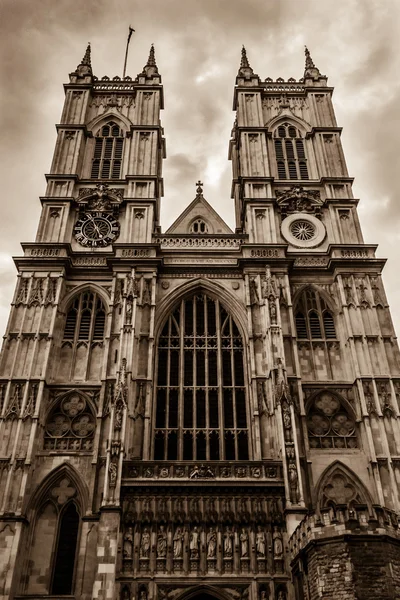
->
[76,182,124,213]
[4,383,23,420]
[123,526,133,559]
[275,185,324,216]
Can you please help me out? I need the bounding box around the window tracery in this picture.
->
[190,219,209,234]
[44,391,96,451]
[91,121,124,179]
[154,293,249,461]
[307,391,357,449]
[273,122,309,180]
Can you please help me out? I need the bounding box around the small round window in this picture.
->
[190,219,209,234]
[281,213,326,248]
[290,220,316,241]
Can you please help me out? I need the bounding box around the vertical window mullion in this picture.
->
[70,294,84,380]
[216,300,224,459]
[165,318,172,460]
[178,300,185,460]
[204,295,210,460]
[229,316,238,460]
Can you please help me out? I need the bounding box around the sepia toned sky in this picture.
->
[0,0,400,337]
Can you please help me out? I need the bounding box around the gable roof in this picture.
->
[166,186,233,235]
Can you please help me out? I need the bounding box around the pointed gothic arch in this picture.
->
[154,277,248,343]
[314,460,373,513]
[25,462,89,515]
[22,463,88,595]
[87,111,132,136]
[266,113,312,134]
[173,584,234,600]
[56,284,109,381]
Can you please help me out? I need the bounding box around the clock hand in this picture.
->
[87,214,102,238]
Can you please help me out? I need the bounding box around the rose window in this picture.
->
[44,393,95,451]
[307,392,357,449]
[290,220,316,241]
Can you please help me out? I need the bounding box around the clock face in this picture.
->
[74,213,120,247]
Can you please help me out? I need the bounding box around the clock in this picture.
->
[74,212,120,247]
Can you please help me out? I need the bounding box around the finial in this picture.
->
[81,42,91,67]
[195,180,203,197]
[304,46,314,69]
[147,44,156,67]
[241,45,250,69]
[303,45,322,79]
[238,45,254,77]
[141,44,158,76]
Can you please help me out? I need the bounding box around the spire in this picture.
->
[238,45,254,77]
[303,45,322,79]
[72,42,93,80]
[240,45,250,69]
[141,44,158,77]
[81,42,91,67]
[147,44,157,67]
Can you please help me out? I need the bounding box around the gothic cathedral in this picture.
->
[1,42,400,600]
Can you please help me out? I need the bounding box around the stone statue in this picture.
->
[157,525,167,558]
[256,526,266,558]
[273,526,283,560]
[223,526,233,558]
[207,527,217,558]
[123,526,133,559]
[190,526,200,558]
[173,527,184,558]
[240,527,249,557]
[140,527,151,558]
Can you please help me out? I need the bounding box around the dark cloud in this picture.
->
[1,0,400,336]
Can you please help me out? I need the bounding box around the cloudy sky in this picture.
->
[0,0,400,337]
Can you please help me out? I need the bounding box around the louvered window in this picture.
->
[63,291,105,343]
[274,122,309,180]
[295,313,307,339]
[154,293,249,461]
[323,311,336,339]
[295,288,337,341]
[90,121,124,180]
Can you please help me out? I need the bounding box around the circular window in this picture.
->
[290,220,316,241]
[281,213,326,248]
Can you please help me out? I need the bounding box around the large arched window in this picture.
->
[273,122,309,180]
[154,293,249,461]
[295,288,336,340]
[91,121,124,179]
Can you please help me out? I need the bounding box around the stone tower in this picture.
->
[1,43,400,600]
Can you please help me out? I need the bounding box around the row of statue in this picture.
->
[124,525,284,562]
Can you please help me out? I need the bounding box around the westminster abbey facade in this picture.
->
[1,42,400,600]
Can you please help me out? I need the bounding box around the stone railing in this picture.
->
[154,237,243,250]
[122,460,283,483]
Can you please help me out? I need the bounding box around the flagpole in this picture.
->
[123,26,135,78]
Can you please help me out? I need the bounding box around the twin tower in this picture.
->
[1,43,400,600]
